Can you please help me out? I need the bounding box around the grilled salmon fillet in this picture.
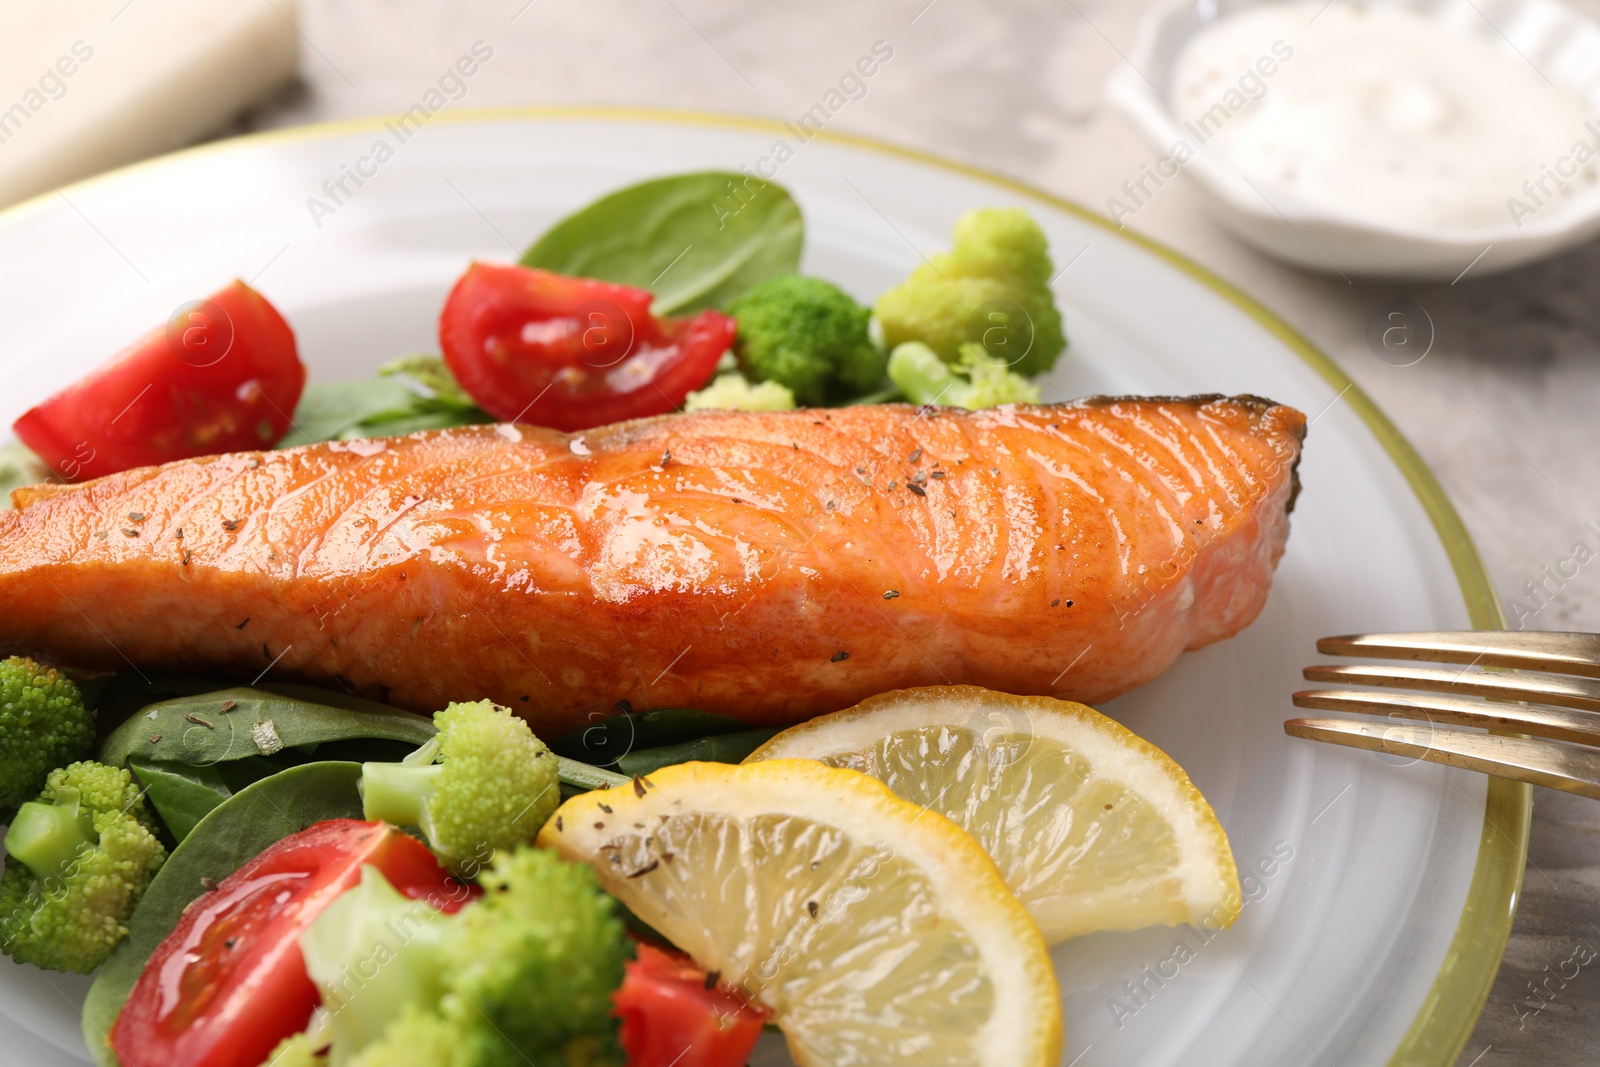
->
[0,396,1303,735]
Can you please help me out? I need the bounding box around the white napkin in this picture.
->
[0,0,300,208]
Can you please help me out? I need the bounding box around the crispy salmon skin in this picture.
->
[0,397,1303,735]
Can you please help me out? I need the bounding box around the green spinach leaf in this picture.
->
[93,673,237,735]
[522,172,803,315]
[0,441,50,508]
[556,756,629,794]
[80,762,364,1067]
[255,681,426,718]
[378,355,480,411]
[276,378,424,447]
[549,707,752,765]
[99,686,436,770]
[338,408,483,438]
[277,356,490,449]
[127,759,231,844]
[614,727,782,777]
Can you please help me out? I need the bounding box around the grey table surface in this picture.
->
[210,0,1600,1061]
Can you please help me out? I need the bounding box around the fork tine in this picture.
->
[1292,689,1600,746]
[1317,630,1600,679]
[1283,717,1600,800]
[1302,663,1600,713]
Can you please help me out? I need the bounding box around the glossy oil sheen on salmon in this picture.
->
[0,397,1305,735]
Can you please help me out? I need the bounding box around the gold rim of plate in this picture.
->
[0,104,1525,1067]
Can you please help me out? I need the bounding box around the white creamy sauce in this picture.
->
[1170,2,1600,231]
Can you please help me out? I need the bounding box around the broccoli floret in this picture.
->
[360,701,558,876]
[729,275,885,404]
[0,761,166,973]
[683,374,797,413]
[299,864,452,1065]
[348,1006,462,1067]
[0,656,96,821]
[256,1032,324,1067]
[874,207,1067,377]
[888,341,1042,410]
[302,847,631,1067]
[446,847,629,1062]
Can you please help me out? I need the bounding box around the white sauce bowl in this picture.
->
[1109,0,1600,280]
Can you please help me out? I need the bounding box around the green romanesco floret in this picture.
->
[360,700,559,876]
[683,373,797,412]
[0,656,95,821]
[0,760,166,973]
[729,274,885,404]
[888,341,1042,411]
[874,207,1067,377]
[301,846,632,1067]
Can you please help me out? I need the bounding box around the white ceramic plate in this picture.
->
[0,110,1521,1067]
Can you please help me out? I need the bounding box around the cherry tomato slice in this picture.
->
[13,280,304,482]
[439,263,734,432]
[614,942,769,1067]
[110,820,470,1067]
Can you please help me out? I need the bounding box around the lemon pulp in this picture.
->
[748,686,1241,943]
[540,758,1062,1067]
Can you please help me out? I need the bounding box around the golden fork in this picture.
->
[1283,630,1600,798]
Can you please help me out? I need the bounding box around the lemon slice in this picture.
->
[747,686,1240,944]
[538,759,1061,1067]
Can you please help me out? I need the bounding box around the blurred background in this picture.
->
[4,0,1599,1061]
